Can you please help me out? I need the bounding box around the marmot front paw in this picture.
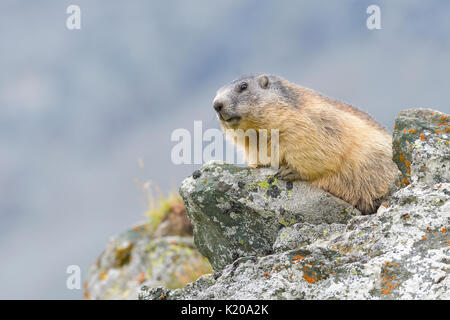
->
[276,165,302,182]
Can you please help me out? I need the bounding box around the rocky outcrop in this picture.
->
[85,201,212,299]
[393,108,449,187]
[140,108,449,300]
[178,162,360,271]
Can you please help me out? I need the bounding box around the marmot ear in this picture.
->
[258,75,269,89]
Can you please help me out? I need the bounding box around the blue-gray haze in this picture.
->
[0,0,449,298]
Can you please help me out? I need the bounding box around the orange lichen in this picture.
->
[263,273,271,278]
[381,202,389,208]
[403,129,407,134]
[435,129,441,134]
[272,266,281,273]
[402,214,410,219]
[292,255,305,264]
[420,134,425,141]
[441,227,447,233]
[380,261,400,295]
[303,273,321,284]
[436,184,442,189]
[100,272,107,281]
[381,282,399,295]
[445,126,450,133]
[137,272,146,283]
[408,129,416,134]
[423,235,428,240]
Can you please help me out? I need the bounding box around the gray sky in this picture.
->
[0,0,449,299]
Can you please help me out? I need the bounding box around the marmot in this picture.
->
[212,74,397,214]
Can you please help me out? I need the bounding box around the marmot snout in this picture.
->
[213,73,398,214]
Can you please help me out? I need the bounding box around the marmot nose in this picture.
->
[213,101,223,112]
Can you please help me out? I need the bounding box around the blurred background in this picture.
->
[0,0,449,299]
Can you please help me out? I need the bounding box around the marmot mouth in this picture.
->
[219,114,241,123]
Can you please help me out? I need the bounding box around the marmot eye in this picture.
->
[240,82,248,91]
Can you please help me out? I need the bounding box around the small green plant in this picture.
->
[135,177,182,232]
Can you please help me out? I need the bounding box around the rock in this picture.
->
[153,201,193,238]
[85,223,212,299]
[140,108,449,300]
[85,196,213,300]
[273,222,346,252]
[179,162,360,271]
[393,108,449,187]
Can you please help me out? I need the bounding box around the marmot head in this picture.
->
[213,74,298,130]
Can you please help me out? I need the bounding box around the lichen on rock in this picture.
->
[179,161,360,271]
[393,108,449,187]
[84,199,212,300]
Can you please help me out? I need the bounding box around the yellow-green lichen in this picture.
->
[256,176,277,189]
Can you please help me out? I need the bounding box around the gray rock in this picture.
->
[393,108,449,187]
[273,222,346,252]
[140,108,449,300]
[179,162,360,270]
[85,223,212,299]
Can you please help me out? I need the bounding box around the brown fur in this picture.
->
[214,74,397,214]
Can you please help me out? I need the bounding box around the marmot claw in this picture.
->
[276,166,302,182]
